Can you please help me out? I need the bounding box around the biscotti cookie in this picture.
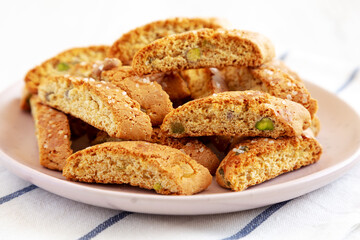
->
[91,129,220,175]
[150,129,220,175]
[109,17,224,65]
[181,68,228,99]
[216,134,322,191]
[132,29,275,75]
[160,91,311,138]
[155,72,191,102]
[25,45,110,94]
[97,63,190,104]
[310,115,321,137]
[20,86,32,111]
[38,75,152,140]
[97,62,173,126]
[30,96,72,171]
[221,60,318,118]
[63,141,212,195]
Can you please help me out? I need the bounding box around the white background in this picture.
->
[0,0,359,92]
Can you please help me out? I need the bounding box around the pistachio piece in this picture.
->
[255,117,274,131]
[232,146,249,155]
[185,48,201,63]
[170,122,185,134]
[153,183,162,191]
[56,62,70,71]
[227,111,234,120]
[218,167,224,177]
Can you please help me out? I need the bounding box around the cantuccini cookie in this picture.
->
[30,96,72,171]
[38,75,152,140]
[96,63,190,100]
[160,91,311,138]
[91,129,220,175]
[149,129,219,175]
[96,62,173,126]
[25,46,110,94]
[181,68,228,99]
[154,72,191,103]
[221,60,318,118]
[216,134,322,191]
[109,17,224,65]
[310,115,321,137]
[132,29,275,75]
[20,86,32,111]
[63,141,212,195]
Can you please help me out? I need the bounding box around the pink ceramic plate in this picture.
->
[0,81,359,215]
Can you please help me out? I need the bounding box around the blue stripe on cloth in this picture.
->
[78,211,133,240]
[336,67,359,93]
[0,184,38,205]
[222,200,290,240]
[279,51,289,61]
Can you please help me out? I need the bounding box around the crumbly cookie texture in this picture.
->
[132,29,275,75]
[63,141,212,195]
[91,129,220,175]
[30,96,72,171]
[181,68,228,99]
[38,75,152,140]
[109,17,224,65]
[216,134,322,191]
[25,45,110,94]
[99,64,173,126]
[160,91,311,138]
[221,60,318,118]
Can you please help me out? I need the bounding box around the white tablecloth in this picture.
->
[1,1,360,239]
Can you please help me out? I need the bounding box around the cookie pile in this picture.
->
[22,17,322,195]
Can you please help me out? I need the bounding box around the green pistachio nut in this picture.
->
[56,62,70,71]
[171,122,185,134]
[218,167,224,177]
[186,48,201,63]
[153,183,162,191]
[255,117,274,131]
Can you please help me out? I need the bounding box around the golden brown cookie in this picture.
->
[216,134,322,191]
[109,17,224,65]
[160,91,311,138]
[30,96,72,171]
[25,45,110,94]
[309,115,321,137]
[38,75,152,140]
[181,68,228,99]
[98,63,173,126]
[132,29,275,75]
[151,129,220,175]
[63,141,212,195]
[91,129,220,175]
[20,86,32,111]
[221,60,318,118]
[97,64,190,106]
[154,72,191,102]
